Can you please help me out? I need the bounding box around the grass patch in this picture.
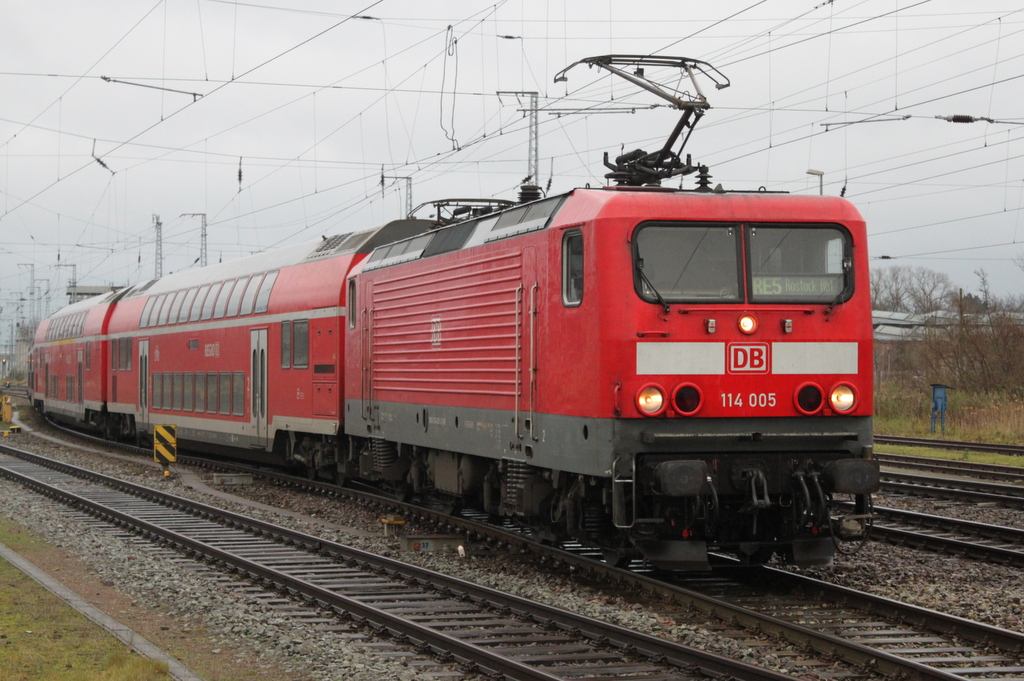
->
[875,383,1024,444]
[0,526,168,681]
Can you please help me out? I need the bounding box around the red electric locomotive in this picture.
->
[30,55,877,569]
[343,186,876,568]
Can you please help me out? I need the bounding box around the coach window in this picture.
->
[293,320,309,369]
[178,287,200,323]
[207,372,218,413]
[111,342,117,371]
[189,285,211,322]
[173,373,183,411]
[213,280,236,319]
[232,372,244,416]
[85,342,91,371]
[195,372,206,412]
[219,372,231,414]
[184,373,194,411]
[140,297,157,328]
[152,373,162,410]
[163,372,173,410]
[225,276,249,317]
[200,282,222,321]
[158,292,177,325]
[562,231,584,307]
[119,337,133,371]
[347,279,356,329]
[281,321,291,369]
[239,274,263,316]
[149,294,168,327]
[167,290,188,324]
[253,271,277,314]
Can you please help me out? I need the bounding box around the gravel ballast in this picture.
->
[3,411,1023,681]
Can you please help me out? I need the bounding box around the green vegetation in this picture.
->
[0,523,168,681]
[875,382,1024,445]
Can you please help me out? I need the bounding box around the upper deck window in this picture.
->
[213,280,235,319]
[178,287,200,323]
[238,274,264,316]
[748,225,850,303]
[158,292,178,325]
[201,282,222,321]
[167,290,188,324]
[225,276,250,317]
[253,271,278,314]
[633,223,741,303]
[148,294,168,327]
[140,297,157,328]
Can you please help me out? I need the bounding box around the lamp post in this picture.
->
[806,169,824,195]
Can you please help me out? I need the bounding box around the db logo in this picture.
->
[729,343,769,373]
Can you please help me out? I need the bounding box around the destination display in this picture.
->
[752,275,843,300]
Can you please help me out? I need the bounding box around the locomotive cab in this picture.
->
[588,188,878,568]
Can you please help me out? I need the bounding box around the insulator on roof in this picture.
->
[518,184,543,204]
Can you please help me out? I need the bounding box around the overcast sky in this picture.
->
[1,1,1022,340]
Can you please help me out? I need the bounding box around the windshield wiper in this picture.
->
[636,258,671,314]
[824,285,846,316]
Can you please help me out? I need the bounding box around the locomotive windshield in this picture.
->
[748,225,850,303]
[633,222,851,304]
[634,223,742,302]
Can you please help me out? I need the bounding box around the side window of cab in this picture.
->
[562,230,584,307]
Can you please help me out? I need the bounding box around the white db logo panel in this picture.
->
[729,343,769,373]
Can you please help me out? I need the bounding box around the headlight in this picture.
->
[795,383,824,414]
[673,384,702,415]
[830,384,856,412]
[738,315,758,334]
[636,385,666,416]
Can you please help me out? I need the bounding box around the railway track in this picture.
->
[846,503,1024,567]
[0,442,796,681]
[881,471,1024,510]
[876,452,1024,484]
[875,434,1024,458]
[10,419,1024,681]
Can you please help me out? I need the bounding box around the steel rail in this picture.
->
[13,430,1024,681]
[882,471,1024,508]
[876,434,1024,457]
[0,443,797,681]
[876,452,1024,483]
[841,503,1024,567]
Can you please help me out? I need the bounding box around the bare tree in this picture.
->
[871,266,913,312]
[908,268,954,314]
[871,265,954,313]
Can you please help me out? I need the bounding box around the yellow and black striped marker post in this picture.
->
[153,425,177,477]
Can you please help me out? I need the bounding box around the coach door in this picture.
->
[77,350,84,405]
[250,329,269,448]
[138,340,149,425]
